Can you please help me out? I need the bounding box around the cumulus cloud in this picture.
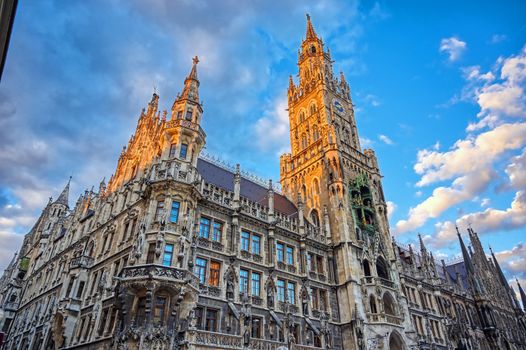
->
[439,37,467,62]
[431,191,526,248]
[386,201,397,221]
[396,45,526,237]
[254,95,290,155]
[378,134,394,145]
[506,149,526,189]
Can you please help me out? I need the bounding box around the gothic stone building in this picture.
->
[1,16,526,350]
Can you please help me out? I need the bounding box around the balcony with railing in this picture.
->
[121,265,199,289]
[361,276,397,290]
[367,313,403,326]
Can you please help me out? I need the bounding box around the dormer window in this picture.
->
[311,46,316,54]
[186,109,193,121]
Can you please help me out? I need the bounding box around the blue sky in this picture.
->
[0,0,525,288]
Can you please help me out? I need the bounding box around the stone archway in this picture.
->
[388,331,405,350]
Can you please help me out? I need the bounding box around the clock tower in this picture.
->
[280,15,408,347]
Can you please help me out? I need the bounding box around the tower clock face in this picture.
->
[333,100,345,114]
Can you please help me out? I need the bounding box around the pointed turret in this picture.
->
[489,246,508,287]
[517,279,526,311]
[179,56,200,103]
[305,14,318,41]
[54,176,71,207]
[457,227,474,275]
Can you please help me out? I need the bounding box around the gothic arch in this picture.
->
[363,259,371,277]
[369,294,377,313]
[309,101,317,115]
[376,256,390,280]
[388,331,405,350]
[310,209,320,227]
[383,292,397,316]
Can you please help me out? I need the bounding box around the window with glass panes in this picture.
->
[170,201,180,223]
[241,231,250,251]
[239,269,249,293]
[209,261,220,287]
[251,272,261,296]
[311,287,319,309]
[162,244,174,266]
[316,255,324,274]
[185,109,193,121]
[180,143,188,159]
[194,258,207,284]
[287,282,296,304]
[286,246,294,265]
[307,253,313,271]
[199,217,210,239]
[277,279,285,302]
[251,317,262,338]
[155,199,165,222]
[169,143,177,158]
[252,235,261,255]
[146,243,156,264]
[153,296,166,325]
[205,309,218,331]
[319,290,327,311]
[212,221,222,242]
[276,243,284,262]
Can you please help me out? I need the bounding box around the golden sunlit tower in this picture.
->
[280,15,401,347]
[164,56,206,166]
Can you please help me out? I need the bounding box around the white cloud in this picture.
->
[439,37,467,62]
[506,149,526,189]
[496,242,526,275]
[360,137,374,148]
[386,201,397,221]
[378,134,394,145]
[365,94,381,107]
[481,198,491,207]
[432,191,526,248]
[253,95,290,155]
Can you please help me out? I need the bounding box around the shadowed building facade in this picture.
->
[1,16,525,350]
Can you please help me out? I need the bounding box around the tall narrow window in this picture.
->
[277,279,285,302]
[76,281,85,299]
[240,269,249,293]
[153,296,166,325]
[241,231,250,251]
[209,261,220,287]
[205,309,218,331]
[287,282,296,304]
[251,317,262,338]
[177,110,183,119]
[146,243,156,264]
[195,307,204,330]
[251,272,261,296]
[311,287,319,310]
[155,199,165,222]
[252,235,261,255]
[169,143,177,158]
[277,243,284,262]
[195,258,207,284]
[180,143,188,159]
[286,246,294,265]
[122,222,130,242]
[136,297,146,326]
[319,290,327,311]
[316,256,324,274]
[212,221,222,242]
[199,217,210,239]
[185,109,193,121]
[162,244,174,266]
[307,253,314,271]
[170,201,180,223]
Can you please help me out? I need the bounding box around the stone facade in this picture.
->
[1,15,526,350]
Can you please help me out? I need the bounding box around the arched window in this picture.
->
[388,331,405,350]
[376,256,390,280]
[310,210,320,227]
[383,292,397,316]
[312,178,320,196]
[363,260,371,277]
[299,111,305,123]
[301,185,307,203]
[301,133,308,150]
[312,125,320,141]
[310,103,317,115]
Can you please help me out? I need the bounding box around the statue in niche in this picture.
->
[226,277,235,300]
[267,285,275,309]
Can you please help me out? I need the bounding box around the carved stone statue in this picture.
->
[267,285,274,308]
[226,278,235,300]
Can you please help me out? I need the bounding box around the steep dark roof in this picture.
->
[197,158,297,216]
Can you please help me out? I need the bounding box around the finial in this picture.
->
[306,13,310,21]
[455,225,460,236]
[268,179,273,190]
[193,55,199,66]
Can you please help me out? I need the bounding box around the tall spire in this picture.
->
[457,226,474,275]
[517,279,526,311]
[489,246,508,287]
[305,14,318,40]
[54,176,71,207]
[179,56,200,103]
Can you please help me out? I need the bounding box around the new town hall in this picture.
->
[1,16,525,350]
